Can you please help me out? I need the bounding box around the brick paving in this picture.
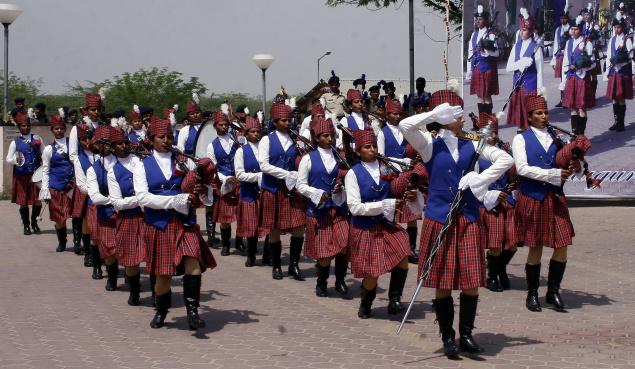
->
[0,201,634,368]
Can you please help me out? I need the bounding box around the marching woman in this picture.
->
[551,11,571,108]
[206,111,241,256]
[399,91,513,358]
[234,116,263,267]
[336,89,365,149]
[128,106,148,147]
[467,5,500,115]
[133,118,216,330]
[561,16,596,136]
[86,126,119,291]
[377,99,421,264]
[69,93,103,164]
[107,128,144,305]
[5,112,43,235]
[296,118,350,298]
[176,96,203,155]
[505,15,543,131]
[604,15,633,132]
[257,103,306,281]
[344,128,414,318]
[39,113,75,252]
[511,94,576,313]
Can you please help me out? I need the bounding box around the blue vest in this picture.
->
[261,132,298,193]
[113,161,142,218]
[478,158,516,207]
[424,137,480,224]
[566,39,587,79]
[239,144,261,203]
[471,29,495,72]
[142,155,195,229]
[609,36,633,76]
[381,125,407,159]
[184,125,198,155]
[212,137,238,176]
[78,148,95,205]
[513,39,538,92]
[48,139,74,191]
[306,150,348,219]
[92,159,115,221]
[350,162,391,229]
[13,135,41,176]
[346,115,361,131]
[519,130,562,201]
[128,131,143,144]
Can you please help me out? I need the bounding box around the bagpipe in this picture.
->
[545,124,601,189]
[168,145,218,208]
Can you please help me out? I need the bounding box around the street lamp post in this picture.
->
[252,54,275,122]
[0,4,22,121]
[317,51,332,83]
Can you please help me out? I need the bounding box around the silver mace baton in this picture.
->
[397,127,490,335]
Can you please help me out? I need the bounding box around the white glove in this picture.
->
[458,171,478,191]
[432,103,463,125]
[517,57,533,70]
[285,171,299,191]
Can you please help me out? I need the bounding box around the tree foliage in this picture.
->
[0,72,43,113]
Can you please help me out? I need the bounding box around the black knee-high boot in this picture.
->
[482,103,493,114]
[71,218,83,255]
[150,290,171,329]
[91,245,103,280]
[105,261,119,291]
[150,274,157,307]
[407,227,419,263]
[270,241,283,280]
[30,205,41,234]
[546,259,567,311]
[570,115,579,134]
[261,235,271,265]
[183,275,206,330]
[55,227,67,252]
[82,234,92,267]
[235,236,245,254]
[486,253,502,292]
[357,285,377,319]
[19,207,31,235]
[220,227,231,256]
[476,103,484,114]
[288,236,305,281]
[205,209,218,248]
[458,294,484,353]
[245,236,258,267]
[617,104,626,132]
[498,249,516,290]
[127,273,141,306]
[525,263,542,312]
[432,296,459,359]
[387,268,408,314]
[610,103,619,131]
[578,116,588,135]
[334,253,349,296]
[315,263,330,297]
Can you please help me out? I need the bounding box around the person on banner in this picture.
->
[511,94,576,313]
[561,15,597,135]
[604,14,633,132]
[5,112,43,236]
[505,14,543,132]
[399,90,513,359]
[551,11,571,108]
[38,113,75,253]
[466,4,500,115]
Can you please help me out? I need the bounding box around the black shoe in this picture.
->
[91,245,103,280]
[357,286,377,319]
[387,268,408,315]
[334,253,349,296]
[261,236,271,266]
[525,263,542,312]
[71,218,83,255]
[545,259,567,311]
[486,253,502,292]
[407,227,419,264]
[244,236,257,267]
[287,237,305,281]
[498,249,516,290]
[105,262,119,291]
[150,290,171,329]
[432,296,460,359]
[82,234,92,267]
[458,294,484,354]
[315,264,330,297]
[270,242,283,280]
[127,273,141,306]
[19,207,31,235]
[30,205,41,234]
[235,236,246,254]
[183,275,206,330]
[55,227,67,252]
[220,227,231,256]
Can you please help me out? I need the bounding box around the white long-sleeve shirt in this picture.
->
[344,160,396,222]
[5,134,43,165]
[336,112,364,149]
[38,138,70,201]
[206,134,238,195]
[258,130,296,180]
[561,36,595,88]
[377,123,411,171]
[466,27,500,76]
[604,33,634,79]
[551,24,570,66]
[69,118,100,164]
[73,149,99,195]
[511,127,563,186]
[506,38,544,91]
[86,155,117,206]
[107,155,141,212]
[296,147,346,207]
[234,142,262,184]
[176,123,201,152]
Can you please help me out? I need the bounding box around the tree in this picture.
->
[0,72,43,113]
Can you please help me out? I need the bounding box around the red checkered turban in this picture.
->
[353,128,376,151]
[130,110,140,121]
[429,90,464,109]
[49,114,65,129]
[213,111,229,125]
[385,99,403,114]
[521,17,535,30]
[92,125,110,144]
[555,136,592,168]
[186,100,200,114]
[162,107,176,120]
[109,126,126,142]
[311,103,325,117]
[478,112,498,132]
[524,94,547,113]
[76,123,91,140]
[346,88,363,102]
[270,103,292,120]
[84,93,102,109]
[244,116,260,131]
[147,119,172,137]
[311,118,335,137]
[14,112,29,124]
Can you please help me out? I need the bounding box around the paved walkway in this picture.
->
[0,201,634,368]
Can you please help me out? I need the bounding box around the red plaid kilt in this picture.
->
[418,215,485,290]
[470,68,499,98]
[115,214,145,266]
[11,174,38,206]
[236,198,260,238]
[304,210,349,260]
[478,204,519,250]
[515,192,574,249]
[97,217,117,259]
[258,187,306,235]
[348,223,411,278]
[49,188,72,224]
[395,199,422,223]
[70,185,88,218]
[143,219,217,276]
[554,55,564,79]
[507,87,531,130]
[212,188,238,224]
[606,73,634,100]
[563,74,595,110]
[86,205,99,242]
